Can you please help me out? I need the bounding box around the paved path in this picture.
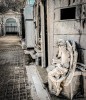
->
[0,36,32,100]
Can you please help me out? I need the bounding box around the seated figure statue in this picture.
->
[47,39,78,96]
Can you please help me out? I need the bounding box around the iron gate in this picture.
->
[5,18,18,34]
[5,25,18,33]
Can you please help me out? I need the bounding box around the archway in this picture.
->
[5,18,19,35]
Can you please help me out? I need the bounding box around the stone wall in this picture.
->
[24,4,35,48]
[47,0,86,65]
[33,0,46,67]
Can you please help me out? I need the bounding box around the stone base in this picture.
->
[62,71,82,100]
[82,72,86,98]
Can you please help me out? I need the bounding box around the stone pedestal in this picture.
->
[62,71,82,100]
[82,72,86,97]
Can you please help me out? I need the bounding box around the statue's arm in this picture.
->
[48,69,58,83]
[56,74,66,83]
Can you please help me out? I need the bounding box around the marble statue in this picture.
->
[47,39,78,96]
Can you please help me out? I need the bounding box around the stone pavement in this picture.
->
[0,36,32,100]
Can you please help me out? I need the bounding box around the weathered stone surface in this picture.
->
[82,0,86,3]
[60,0,69,7]
[54,9,60,21]
[62,72,81,99]
[53,35,80,47]
[54,21,81,35]
[54,0,60,8]
[47,0,54,65]
[81,20,86,34]
[82,72,86,97]
[82,50,86,65]
[80,35,86,49]
[46,0,86,67]
[53,47,59,60]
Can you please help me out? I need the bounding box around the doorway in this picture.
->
[5,18,19,35]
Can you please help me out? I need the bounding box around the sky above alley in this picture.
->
[28,0,35,4]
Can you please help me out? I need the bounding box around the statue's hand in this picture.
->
[56,75,66,83]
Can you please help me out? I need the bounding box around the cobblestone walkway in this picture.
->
[0,36,32,100]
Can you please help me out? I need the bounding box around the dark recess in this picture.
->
[21,9,25,39]
[61,7,76,20]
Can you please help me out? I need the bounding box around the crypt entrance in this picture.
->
[5,18,19,35]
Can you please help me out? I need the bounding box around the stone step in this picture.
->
[26,65,51,100]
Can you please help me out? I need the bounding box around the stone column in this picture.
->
[40,1,46,67]
[47,0,54,66]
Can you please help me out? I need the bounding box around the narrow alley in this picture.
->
[0,0,86,100]
[0,36,32,100]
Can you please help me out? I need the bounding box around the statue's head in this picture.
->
[57,39,66,47]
